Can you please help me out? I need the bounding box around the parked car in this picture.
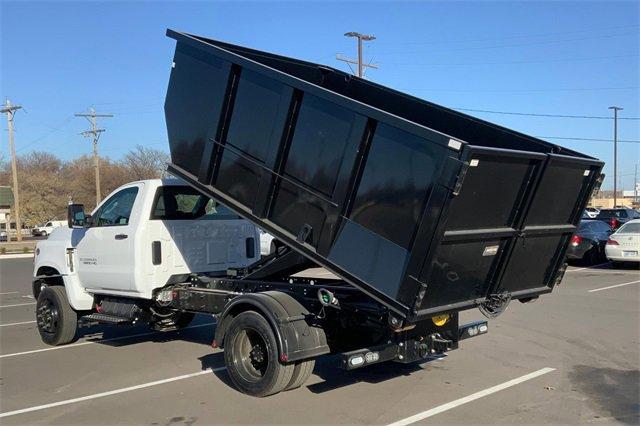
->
[595,208,640,230]
[605,219,640,267]
[32,220,67,237]
[584,207,600,218]
[566,220,612,264]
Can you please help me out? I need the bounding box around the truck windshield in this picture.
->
[151,186,239,220]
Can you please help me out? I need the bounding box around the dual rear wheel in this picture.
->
[224,311,315,397]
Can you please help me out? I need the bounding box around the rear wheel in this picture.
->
[224,311,294,397]
[36,286,77,346]
[284,359,315,391]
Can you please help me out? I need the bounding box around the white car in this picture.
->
[605,219,640,266]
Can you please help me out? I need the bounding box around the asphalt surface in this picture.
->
[0,257,638,425]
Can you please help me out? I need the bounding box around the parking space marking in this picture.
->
[0,367,226,418]
[588,279,640,293]
[386,367,556,426]
[566,262,610,272]
[0,320,36,327]
[0,291,19,295]
[0,322,215,358]
[0,302,36,308]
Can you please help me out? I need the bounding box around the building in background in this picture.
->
[0,186,14,239]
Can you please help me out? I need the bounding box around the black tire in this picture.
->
[584,248,599,265]
[284,359,315,391]
[224,311,294,397]
[611,261,625,269]
[36,286,77,346]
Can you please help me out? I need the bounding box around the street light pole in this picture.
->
[337,32,378,78]
[609,106,623,208]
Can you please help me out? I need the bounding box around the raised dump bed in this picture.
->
[164,29,603,321]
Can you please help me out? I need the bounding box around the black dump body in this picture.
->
[164,30,603,321]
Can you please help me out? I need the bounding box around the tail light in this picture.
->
[609,218,619,229]
[606,239,619,245]
[570,235,583,246]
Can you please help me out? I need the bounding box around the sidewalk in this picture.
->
[0,240,36,255]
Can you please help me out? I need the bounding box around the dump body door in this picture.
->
[414,148,602,317]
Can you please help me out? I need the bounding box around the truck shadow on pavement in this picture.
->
[197,351,440,395]
[82,318,442,396]
[568,365,640,424]
[79,315,215,347]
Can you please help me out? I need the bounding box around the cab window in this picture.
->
[151,186,239,220]
[93,187,139,227]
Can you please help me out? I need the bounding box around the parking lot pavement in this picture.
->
[0,257,638,425]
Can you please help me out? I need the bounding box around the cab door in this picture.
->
[76,184,141,293]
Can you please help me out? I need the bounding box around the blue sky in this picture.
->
[1,1,638,190]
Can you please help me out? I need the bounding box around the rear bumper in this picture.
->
[566,243,591,259]
[605,245,640,262]
[340,320,488,370]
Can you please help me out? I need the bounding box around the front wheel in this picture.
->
[224,311,294,397]
[36,286,78,346]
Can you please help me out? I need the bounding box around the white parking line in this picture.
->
[0,320,36,327]
[566,262,610,272]
[0,366,226,418]
[588,280,640,293]
[386,367,556,426]
[0,291,19,295]
[0,302,36,308]
[0,322,215,359]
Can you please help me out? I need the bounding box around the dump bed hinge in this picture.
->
[452,161,470,196]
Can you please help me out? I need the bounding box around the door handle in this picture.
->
[115,234,128,240]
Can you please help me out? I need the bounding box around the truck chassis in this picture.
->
[37,244,487,397]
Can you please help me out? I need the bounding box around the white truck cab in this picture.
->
[33,178,260,312]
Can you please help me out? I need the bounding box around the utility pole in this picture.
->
[75,108,113,206]
[1,100,23,242]
[337,32,378,78]
[609,106,623,208]
[634,163,638,205]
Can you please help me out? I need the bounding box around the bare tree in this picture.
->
[121,145,169,180]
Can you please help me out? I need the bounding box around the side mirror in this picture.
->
[68,204,86,228]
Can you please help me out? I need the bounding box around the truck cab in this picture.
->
[33,178,260,309]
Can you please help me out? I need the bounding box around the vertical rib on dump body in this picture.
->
[164,29,604,321]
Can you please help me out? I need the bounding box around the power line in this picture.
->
[374,24,640,46]
[16,116,75,153]
[406,86,638,93]
[373,31,638,55]
[453,107,640,120]
[383,53,638,67]
[535,136,640,144]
